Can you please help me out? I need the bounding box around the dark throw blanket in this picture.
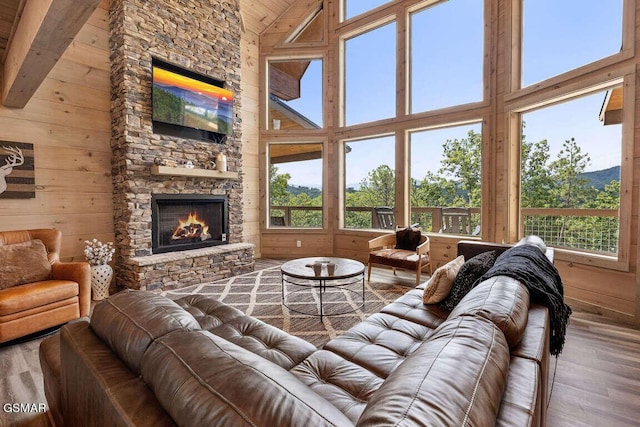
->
[478,245,572,356]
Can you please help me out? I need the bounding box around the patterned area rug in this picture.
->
[161,265,412,347]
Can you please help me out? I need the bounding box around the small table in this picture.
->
[281,257,365,321]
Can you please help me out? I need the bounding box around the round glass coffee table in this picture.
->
[280,257,365,321]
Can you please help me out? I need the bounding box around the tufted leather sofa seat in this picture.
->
[356,314,511,426]
[40,241,551,427]
[322,312,440,378]
[173,294,316,369]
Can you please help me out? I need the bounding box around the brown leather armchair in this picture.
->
[0,229,90,343]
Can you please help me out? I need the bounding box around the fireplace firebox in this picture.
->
[152,194,228,254]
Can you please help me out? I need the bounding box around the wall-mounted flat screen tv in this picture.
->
[152,59,233,142]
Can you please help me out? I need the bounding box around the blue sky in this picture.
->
[275,0,624,187]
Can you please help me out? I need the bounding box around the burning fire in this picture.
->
[171,212,211,241]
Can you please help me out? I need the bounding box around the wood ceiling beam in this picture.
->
[2,0,100,108]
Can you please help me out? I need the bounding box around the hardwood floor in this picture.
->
[0,332,52,427]
[1,263,639,426]
[545,312,640,427]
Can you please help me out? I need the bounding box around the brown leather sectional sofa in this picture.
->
[40,241,550,426]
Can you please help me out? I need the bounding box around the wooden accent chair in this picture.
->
[0,229,90,343]
[367,228,432,286]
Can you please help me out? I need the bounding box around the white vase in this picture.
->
[91,264,113,300]
[216,153,227,171]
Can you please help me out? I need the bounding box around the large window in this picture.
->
[522,0,623,87]
[344,21,396,126]
[268,59,323,130]
[410,123,482,235]
[343,136,395,229]
[410,1,483,113]
[339,0,486,233]
[269,143,323,228]
[514,0,631,265]
[519,87,622,254]
[259,0,637,286]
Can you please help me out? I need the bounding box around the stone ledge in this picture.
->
[119,243,256,291]
[129,243,255,266]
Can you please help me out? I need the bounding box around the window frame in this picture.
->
[407,120,484,235]
[504,0,635,271]
[407,0,485,114]
[508,73,634,271]
[258,0,639,282]
[518,0,626,88]
[338,15,397,128]
[265,139,327,230]
[265,55,327,132]
[339,133,397,230]
[507,0,634,97]
[335,0,491,237]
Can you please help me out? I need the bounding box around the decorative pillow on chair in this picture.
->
[395,227,422,251]
[440,250,497,311]
[423,255,465,304]
[0,239,52,290]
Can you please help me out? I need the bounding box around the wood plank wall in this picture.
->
[240,25,261,255]
[239,0,297,257]
[0,0,112,261]
[258,0,640,326]
[241,0,313,259]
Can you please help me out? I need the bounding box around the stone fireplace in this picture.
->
[109,0,254,291]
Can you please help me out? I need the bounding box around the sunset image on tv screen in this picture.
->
[152,66,234,135]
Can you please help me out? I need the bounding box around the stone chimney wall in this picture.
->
[109,0,247,290]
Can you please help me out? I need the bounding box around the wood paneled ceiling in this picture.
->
[0,0,297,71]
[0,0,22,61]
[0,0,298,66]
[240,0,298,34]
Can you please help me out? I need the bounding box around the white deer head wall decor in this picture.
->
[0,145,25,195]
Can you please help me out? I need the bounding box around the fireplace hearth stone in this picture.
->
[122,243,254,291]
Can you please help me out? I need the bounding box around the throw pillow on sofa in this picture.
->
[423,255,465,304]
[395,227,422,251]
[0,239,52,290]
[440,250,497,311]
[515,234,547,253]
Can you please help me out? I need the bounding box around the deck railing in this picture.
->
[521,208,618,254]
[270,205,619,254]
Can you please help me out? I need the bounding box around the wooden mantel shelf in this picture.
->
[151,165,239,179]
